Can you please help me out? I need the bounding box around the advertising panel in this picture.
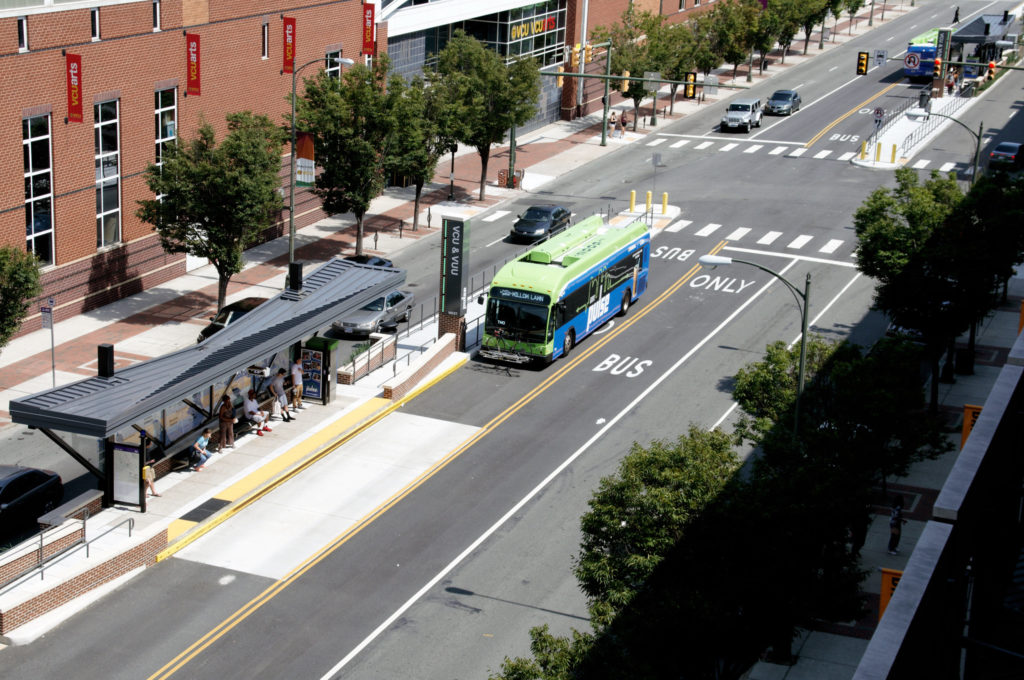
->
[439,216,468,316]
[186,33,201,96]
[283,17,296,74]
[66,54,83,122]
[362,3,375,56]
[301,348,324,401]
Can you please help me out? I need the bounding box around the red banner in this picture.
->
[185,33,201,96]
[283,17,296,74]
[362,3,374,56]
[295,132,315,187]
[65,54,83,123]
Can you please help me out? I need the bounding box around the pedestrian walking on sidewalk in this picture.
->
[953,6,959,23]
[244,389,271,435]
[143,460,160,497]
[608,111,618,137]
[888,494,907,554]
[218,394,236,449]
[291,357,305,410]
[192,429,213,470]
[271,368,294,422]
[620,111,629,134]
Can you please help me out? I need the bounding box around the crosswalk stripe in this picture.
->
[758,231,782,245]
[912,159,930,169]
[838,152,856,161]
[720,143,738,152]
[819,239,843,254]
[695,223,722,236]
[788,235,813,249]
[670,139,690,148]
[744,145,763,154]
[695,141,714,150]
[939,162,957,172]
[725,227,751,240]
[770,146,788,155]
[814,150,833,159]
[665,219,692,233]
[647,138,667,147]
[482,210,510,222]
[789,148,808,157]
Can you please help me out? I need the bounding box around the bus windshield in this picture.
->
[485,298,549,343]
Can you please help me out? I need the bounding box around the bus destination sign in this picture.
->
[492,288,550,305]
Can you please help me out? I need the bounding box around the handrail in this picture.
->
[899,88,974,155]
[0,515,87,591]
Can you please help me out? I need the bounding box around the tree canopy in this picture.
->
[0,246,43,352]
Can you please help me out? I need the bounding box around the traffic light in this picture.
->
[988,61,996,80]
[571,44,580,68]
[684,72,696,99]
[933,57,942,79]
[584,44,593,64]
[622,70,630,92]
[556,66,564,87]
[856,51,869,75]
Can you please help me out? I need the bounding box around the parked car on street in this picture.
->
[765,89,802,115]
[343,254,395,268]
[0,465,63,542]
[989,141,1022,170]
[197,296,268,343]
[509,205,571,243]
[332,289,416,336]
[720,98,762,132]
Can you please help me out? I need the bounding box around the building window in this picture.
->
[326,50,341,79]
[94,100,120,249]
[261,22,269,59]
[23,115,54,266]
[153,0,161,31]
[679,0,685,8]
[90,8,100,41]
[17,16,28,51]
[155,88,176,166]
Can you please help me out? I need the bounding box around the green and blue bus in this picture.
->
[478,215,650,364]
[905,28,940,79]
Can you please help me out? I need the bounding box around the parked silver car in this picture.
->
[720,98,762,132]
[332,290,415,335]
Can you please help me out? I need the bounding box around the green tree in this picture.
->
[690,11,726,75]
[795,0,828,54]
[138,112,284,311]
[0,246,43,352]
[712,0,761,80]
[844,0,865,34]
[592,8,665,130]
[433,30,540,200]
[295,57,397,256]
[650,21,696,114]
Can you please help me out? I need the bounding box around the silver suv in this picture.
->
[720,98,762,132]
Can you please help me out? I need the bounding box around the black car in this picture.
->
[510,205,571,243]
[0,465,63,542]
[343,254,395,268]
[989,142,1022,169]
[765,89,802,115]
[197,296,268,343]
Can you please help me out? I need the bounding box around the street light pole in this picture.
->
[289,56,354,264]
[914,111,983,185]
[699,254,812,431]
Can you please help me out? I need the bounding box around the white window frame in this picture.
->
[94,100,121,249]
[23,114,54,267]
[261,21,269,59]
[90,7,100,41]
[154,87,177,167]
[17,16,28,52]
[326,50,341,79]
[152,0,161,32]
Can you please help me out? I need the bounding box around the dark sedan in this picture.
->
[0,465,63,543]
[510,205,571,243]
[765,89,801,116]
[343,254,395,268]
[989,142,1022,169]
[197,296,268,343]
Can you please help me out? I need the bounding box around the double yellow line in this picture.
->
[805,82,902,147]
[148,240,728,679]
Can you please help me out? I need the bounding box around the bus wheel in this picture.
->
[618,289,631,317]
[562,330,575,357]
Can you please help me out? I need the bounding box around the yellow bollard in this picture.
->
[891,144,897,163]
[629,189,636,213]
[662,192,668,214]
[875,142,882,162]
[645,190,652,212]
[860,141,867,159]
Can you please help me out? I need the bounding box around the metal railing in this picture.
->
[0,515,87,591]
[900,88,974,156]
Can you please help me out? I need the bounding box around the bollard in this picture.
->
[374,230,379,249]
[427,207,432,229]
[891,145,897,163]
[875,142,882,162]
[662,192,668,215]
[629,190,636,212]
[399,220,404,239]
[645,190,652,213]
[860,140,867,159]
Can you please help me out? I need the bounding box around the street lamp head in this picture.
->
[334,57,356,67]
[699,254,733,267]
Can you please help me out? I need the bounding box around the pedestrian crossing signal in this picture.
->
[933,57,942,79]
[683,72,697,99]
[856,51,869,75]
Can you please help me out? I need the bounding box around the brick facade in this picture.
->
[1,1,376,337]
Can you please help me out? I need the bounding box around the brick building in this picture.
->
[1,0,376,335]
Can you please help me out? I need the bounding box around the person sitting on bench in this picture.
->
[244,389,272,435]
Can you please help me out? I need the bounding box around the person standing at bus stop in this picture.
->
[217,394,236,450]
[271,368,294,422]
[291,357,305,411]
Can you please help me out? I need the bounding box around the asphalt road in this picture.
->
[4,2,1022,677]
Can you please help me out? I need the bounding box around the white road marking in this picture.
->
[912,159,930,169]
[482,210,510,222]
[647,138,667,146]
[725,227,751,240]
[939,162,957,172]
[720,143,739,152]
[486,236,507,247]
[789,148,808,157]
[819,239,843,254]
[695,141,714,150]
[788,234,813,249]
[758,231,782,245]
[695,223,722,236]
[838,152,856,161]
[670,139,690,148]
[665,219,692,233]
[814,149,832,159]
[744,145,763,154]
[770,146,788,155]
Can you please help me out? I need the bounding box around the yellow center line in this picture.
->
[147,241,729,679]
[805,81,903,148]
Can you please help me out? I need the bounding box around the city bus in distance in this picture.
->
[905,28,940,79]
[478,215,650,365]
